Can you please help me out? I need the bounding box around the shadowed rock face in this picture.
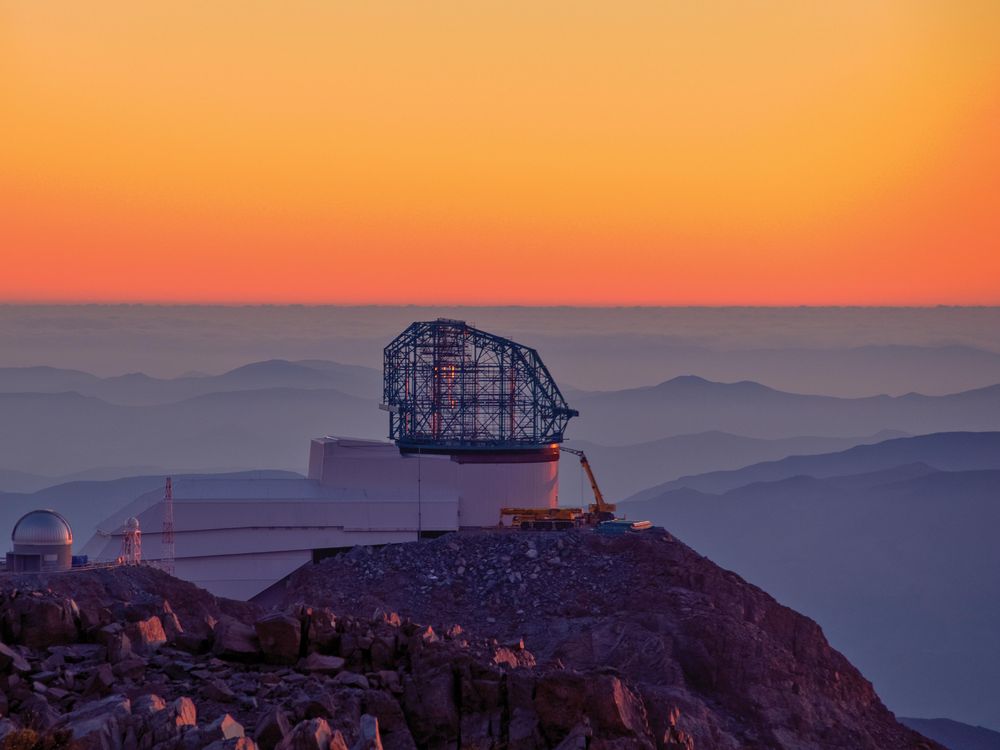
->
[277,530,940,750]
[0,533,941,750]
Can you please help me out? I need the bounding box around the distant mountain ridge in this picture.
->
[562,429,906,500]
[0,358,381,404]
[900,718,1000,750]
[0,387,383,476]
[626,431,1000,501]
[572,376,1000,443]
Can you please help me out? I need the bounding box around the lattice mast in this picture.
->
[161,476,175,575]
[119,517,142,565]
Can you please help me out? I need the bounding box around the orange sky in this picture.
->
[1,1,999,305]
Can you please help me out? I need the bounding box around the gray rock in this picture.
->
[84,663,115,696]
[57,693,132,749]
[350,714,383,750]
[204,678,238,703]
[125,616,168,654]
[255,614,302,665]
[276,718,336,750]
[253,706,291,750]
[203,713,245,741]
[173,696,198,727]
[332,671,370,690]
[297,652,345,675]
[213,618,260,662]
[0,642,31,674]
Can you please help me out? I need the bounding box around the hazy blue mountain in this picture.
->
[900,718,1000,750]
[0,359,382,404]
[571,376,1000,444]
[0,470,302,555]
[4,306,1000,396]
[535,339,1000,397]
[0,365,101,393]
[0,465,271,494]
[559,430,905,502]
[626,431,1000,501]
[621,436,1000,729]
[0,387,384,476]
[0,469,54,494]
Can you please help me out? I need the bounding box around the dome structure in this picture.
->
[7,509,73,572]
[12,510,73,546]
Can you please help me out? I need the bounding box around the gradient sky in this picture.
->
[2,1,999,305]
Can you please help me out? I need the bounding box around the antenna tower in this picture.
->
[120,517,142,565]
[161,476,175,575]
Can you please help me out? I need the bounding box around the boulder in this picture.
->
[133,693,168,716]
[96,623,134,664]
[253,706,292,750]
[400,664,458,747]
[204,679,238,703]
[213,618,260,662]
[305,609,338,653]
[56,694,132,750]
[84,663,115,696]
[585,675,650,739]
[204,714,246,741]
[159,601,185,642]
[332,671,370,690]
[2,596,78,648]
[173,696,198,727]
[350,714,383,750]
[0,642,31,674]
[297,653,345,675]
[125,616,168,654]
[361,692,415,750]
[255,614,302,664]
[276,718,335,750]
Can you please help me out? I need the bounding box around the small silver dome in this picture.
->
[125,517,140,531]
[12,510,73,546]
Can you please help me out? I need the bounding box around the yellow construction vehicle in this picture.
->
[499,506,585,531]
[559,447,617,522]
[497,446,618,529]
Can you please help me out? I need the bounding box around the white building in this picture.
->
[82,437,559,600]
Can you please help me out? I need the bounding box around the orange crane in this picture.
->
[498,446,618,529]
[560,447,617,522]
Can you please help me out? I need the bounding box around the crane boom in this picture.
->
[560,447,616,518]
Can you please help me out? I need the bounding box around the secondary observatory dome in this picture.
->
[7,509,74,572]
[12,509,73,546]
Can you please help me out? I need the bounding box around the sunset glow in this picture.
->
[2,1,999,304]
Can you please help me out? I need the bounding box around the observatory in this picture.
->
[83,320,579,599]
[7,510,74,572]
[383,319,577,454]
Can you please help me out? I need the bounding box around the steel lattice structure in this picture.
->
[383,319,578,451]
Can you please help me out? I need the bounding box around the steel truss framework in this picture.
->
[383,319,578,451]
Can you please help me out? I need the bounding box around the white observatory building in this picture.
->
[83,320,577,600]
[7,510,74,572]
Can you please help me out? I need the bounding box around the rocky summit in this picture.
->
[0,530,940,750]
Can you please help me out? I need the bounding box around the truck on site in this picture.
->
[500,447,653,532]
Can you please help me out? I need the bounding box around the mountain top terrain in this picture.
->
[274,529,938,749]
[0,530,941,750]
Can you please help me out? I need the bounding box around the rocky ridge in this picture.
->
[0,531,942,750]
[279,529,943,750]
